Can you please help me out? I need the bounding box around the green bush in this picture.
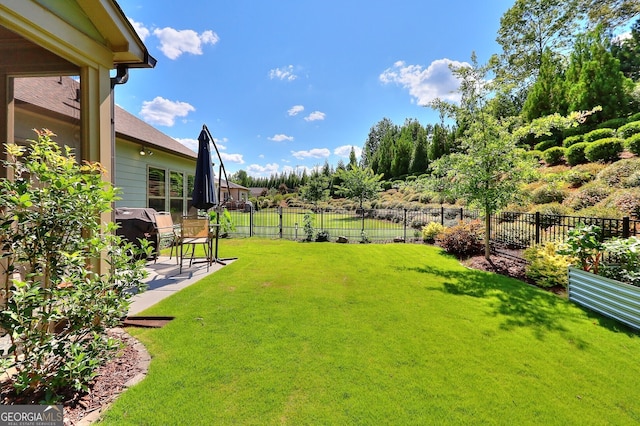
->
[524,241,575,288]
[435,220,484,257]
[525,150,543,161]
[600,237,640,286]
[628,112,640,122]
[0,129,148,401]
[584,138,624,162]
[597,158,640,187]
[543,146,565,165]
[597,118,628,130]
[530,183,567,204]
[562,125,590,139]
[566,142,590,166]
[535,139,560,152]
[617,120,640,138]
[626,133,640,155]
[563,183,612,210]
[421,221,446,243]
[575,205,623,219]
[626,171,640,188]
[584,128,616,142]
[602,188,640,219]
[562,135,584,148]
[565,169,594,188]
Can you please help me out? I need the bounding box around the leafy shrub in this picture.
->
[626,133,640,155]
[525,150,543,161]
[563,183,612,210]
[562,135,583,148]
[617,120,640,138]
[435,220,484,257]
[543,146,566,165]
[530,183,567,204]
[524,241,575,288]
[600,237,640,286]
[601,188,640,219]
[626,171,640,188]
[302,212,315,241]
[584,128,615,142]
[535,139,559,151]
[565,169,595,188]
[584,138,624,162]
[315,230,330,242]
[597,118,628,130]
[566,142,590,166]
[628,112,640,122]
[0,130,148,400]
[557,224,604,273]
[422,221,446,243]
[575,205,623,219]
[596,158,640,187]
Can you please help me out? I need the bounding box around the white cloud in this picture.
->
[220,152,244,164]
[291,148,330,160]
[379,58,468,105]
[129,18,150,42]
[247,163,280,177]
[174,137,198,152]
[153,27,219,60]
[140,96,195,126]
[304,111,325,122]
[334,145,362,158]
[268,134,294,142]
[269,65,298,81]
[288,105,304,116]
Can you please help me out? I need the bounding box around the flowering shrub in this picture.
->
[0,129,148,401]
[435,220,484,257]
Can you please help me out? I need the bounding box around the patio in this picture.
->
[129,255,235,316]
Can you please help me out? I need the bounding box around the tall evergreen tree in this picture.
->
[521,49,568,120]
[565,26,635,121]
[611,17,640,81]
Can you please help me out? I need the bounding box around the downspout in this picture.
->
[109,65,129,220]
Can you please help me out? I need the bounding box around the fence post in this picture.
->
[403,208,407,243]
[459,208,463,222]
[623,216,630,238]
[279,206,283,239]
[249,205,254,237]
[440,206,444,226]
[535,212,540,245]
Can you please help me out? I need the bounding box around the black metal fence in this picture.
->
[226,206,639,259]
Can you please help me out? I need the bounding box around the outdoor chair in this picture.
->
[179,217,212,273]
[153,212,179,264]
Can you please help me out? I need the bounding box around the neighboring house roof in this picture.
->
[14,76,196,160]
[219,180,249,191]
[250,187,268,197]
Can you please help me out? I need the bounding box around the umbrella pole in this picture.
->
[205,126,237,264]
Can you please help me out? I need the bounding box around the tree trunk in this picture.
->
[484,207,491,260]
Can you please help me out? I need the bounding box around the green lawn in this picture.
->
[103,239,640,425]
[227,208,407,241]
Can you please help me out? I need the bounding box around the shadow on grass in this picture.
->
[401,262,635,340]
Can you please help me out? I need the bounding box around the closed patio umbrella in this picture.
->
[191,128,217,210]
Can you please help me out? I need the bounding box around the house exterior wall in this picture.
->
[15,107,81,153]
[115,139,197,214]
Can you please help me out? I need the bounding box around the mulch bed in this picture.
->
[1,329,147,425]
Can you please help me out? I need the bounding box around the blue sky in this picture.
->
[115,0,514,177]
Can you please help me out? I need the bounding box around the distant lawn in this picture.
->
[103,239,640,425]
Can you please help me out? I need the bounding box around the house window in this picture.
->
[147,167,194,222]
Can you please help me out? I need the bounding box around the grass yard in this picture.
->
[228,208,407,241]
[103,239,640,425]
